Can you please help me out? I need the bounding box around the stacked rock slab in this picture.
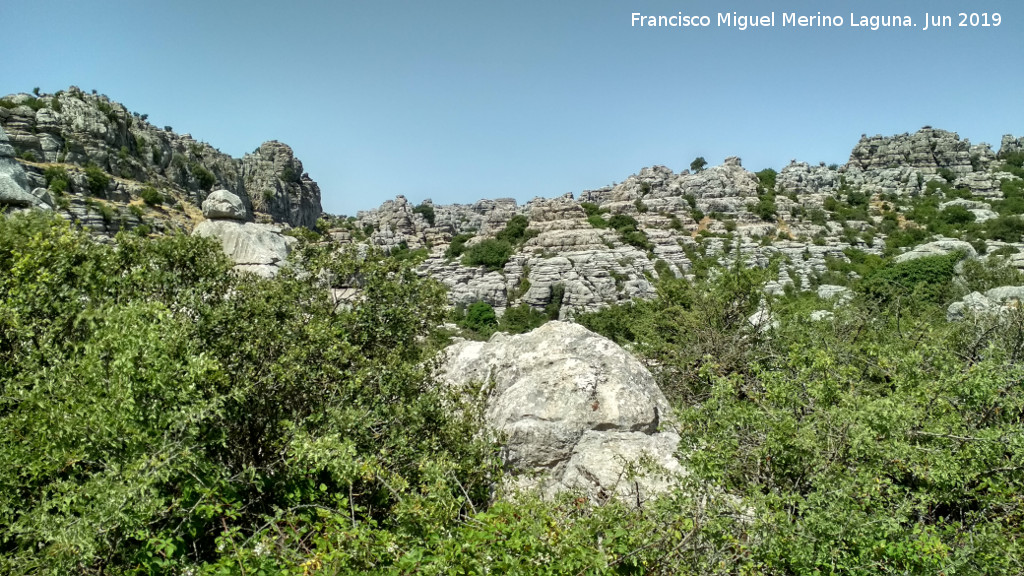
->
[0,126,46,209]
[440,322,684,503]
[192,190,295,278]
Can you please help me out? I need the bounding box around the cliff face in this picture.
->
[0,87,321,229]
[340,128,1024,317]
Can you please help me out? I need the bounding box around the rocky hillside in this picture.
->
[337,128,1024,317]
[0,87,321,233]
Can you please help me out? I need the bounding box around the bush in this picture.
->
[860,252,961,305]
[755,168,777,193]
[190,162,216,190]
[462,238,513,270]
[985,214,1024,241]
[83,163,110,195]
[43,165,70,194]
[139,186,163,206]
[412,203,436,226]
[0,213,492,573]
[445,232,474,258]
[462,300,498,333]
[545,283,566,320]
[750,195,777,221]
[495,214,537,245]
[690,156,707,173]
[499,304,547,334]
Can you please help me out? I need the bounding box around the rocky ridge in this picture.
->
[0,87,322,233]
[337,128,1024,317]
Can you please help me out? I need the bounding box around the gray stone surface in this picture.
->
[440,322,683,502]
[192,220,295,277]
[202,189,247,220]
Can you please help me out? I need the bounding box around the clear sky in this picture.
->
[3,0,1022,215]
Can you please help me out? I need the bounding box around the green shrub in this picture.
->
[938,167,957,183]
[755,168,777,193]
[462,238,513,270]
[634,198,649,213]
[939,204,975,226]
[690,156,707,173]
[139,186,163,206]
[495,214,537,245]
[412,203,436,226]
[43,165,70,194]
[750,195,777,221]
[189,162,216,190]
[545,282,566,319]
[84,163,110,195]
[985,214,1024,241]
[445,232,474,258]
[459,300,498,335]
[860,252,961,305]
[499,303,547,334]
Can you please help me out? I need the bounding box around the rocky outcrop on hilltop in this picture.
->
[440,322,684,503]
[0,87,322,230]
[336,127,1024,316]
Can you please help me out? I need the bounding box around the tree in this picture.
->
[690,156,707,173]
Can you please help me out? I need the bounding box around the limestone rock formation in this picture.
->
[440,322,684,503]
[893,239,977,263]
[203,189,248,220]
[192,191,295,277]
[0,88,322,229]
[0,126,43,209]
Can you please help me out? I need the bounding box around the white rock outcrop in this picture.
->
[440,322,684,503]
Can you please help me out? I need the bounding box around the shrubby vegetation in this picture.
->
[2,211,1023,574]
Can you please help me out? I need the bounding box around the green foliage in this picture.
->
[499,303,547,334]
[43,165,70,194]
[462,238,513,270]
[607,213,653,251]
[189,162,216,190]
[634,198,649,213]
[750,195,777,221]
[494,214,538,245]
[461,300,498,334]
[280,164,296,182]
[860,252,961,305]
[83,163,110,196]
[984,214,1024,241]
[690,156,707,173]
[412,203,436,226]
[545,282,566,320]
[755,168,777,193]
[139,186,163,206]
[938,166,957,183]
[579,262,770,403]
[0,212,494,574]
[445,232,474,259]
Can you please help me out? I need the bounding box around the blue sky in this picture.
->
[3,0,1022,215]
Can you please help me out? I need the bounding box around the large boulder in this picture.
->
[202,189,248,220]
[0,126,38,208]
[192,220,295,278]
[894,239,977,263]
[440,322,684,503]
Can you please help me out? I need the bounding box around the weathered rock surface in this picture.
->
[440,322,684,502]
[0,126,40,208]
[0,88,322,228]
[192,220,295,277]
[202,189,248,220]
[947,286,1024,321]
[893,239,977,263]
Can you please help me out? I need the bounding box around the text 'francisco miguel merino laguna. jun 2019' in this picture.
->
[630,11,1003,31]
